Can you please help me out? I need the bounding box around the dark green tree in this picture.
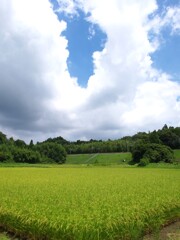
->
[14,139,27,148]
[12,148,41,164]
[131,143,174,164]
[0,132,7,144]
[35,142,67,163]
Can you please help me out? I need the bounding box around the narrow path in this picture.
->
[85,153,99,163]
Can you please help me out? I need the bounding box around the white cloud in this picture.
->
[164,7,180,34]
[56,0,82,16]
[88,24,96,40]
[121,75,180,132]
[0,0,86,141]
[147,5,180,49]
[0,0,179,142]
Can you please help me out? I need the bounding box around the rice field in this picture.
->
[0,167,179,240]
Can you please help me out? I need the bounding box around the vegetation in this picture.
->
[0,124,179,165]
[0,125,179,239]
[34,142,66,164]
[0,132,67,164]
[131,143,174,166]
[66,152,132,165]
[35,125,180,155]
[0,167,179,240]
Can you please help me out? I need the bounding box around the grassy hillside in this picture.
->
[66,152,132,165]
[174,149,180,162]
[66,150,180,166]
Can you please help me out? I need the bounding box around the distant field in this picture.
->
[66,150,180,166]
[0,167,179,240]
[174,149,180,161]
[66,152,132,165]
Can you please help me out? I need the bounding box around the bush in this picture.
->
[138,158,149,167]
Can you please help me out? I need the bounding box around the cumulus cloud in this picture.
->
[0,0,179,142]
[0,0,85,141]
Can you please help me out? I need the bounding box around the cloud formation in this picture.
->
[0,0,179,142]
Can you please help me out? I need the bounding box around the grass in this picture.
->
[0,167,179,240]
[0,233,11,240]
[66,152,132,165]
[66,150,180,167]
[174,150,180,162]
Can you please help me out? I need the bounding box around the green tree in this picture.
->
[14,139,27,148]
[131,143,174,164]
[12,148,41,164]
[0,132,7,144]
[0,144,13,162]
[149,131,161,144]
[35,142,67,163]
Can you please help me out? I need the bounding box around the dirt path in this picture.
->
[144,221,180,240]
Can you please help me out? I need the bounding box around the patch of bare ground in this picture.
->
[143,221,180,240]
[0,233,19,240]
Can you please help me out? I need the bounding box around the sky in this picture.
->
[0,0,180,143]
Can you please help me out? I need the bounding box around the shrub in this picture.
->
[138,158,149,167]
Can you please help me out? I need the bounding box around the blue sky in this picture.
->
[52,6,107,87]
[0,0,179,142]
[151,31,180,80]
[151,0,180,82]
[59,10,107,87]
[51,0,180,87]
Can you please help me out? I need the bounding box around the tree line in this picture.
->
[0,134,66,164]
[0,124,179,164]
[43,124,180,154]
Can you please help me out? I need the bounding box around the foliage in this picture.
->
[0,168,179,240]
[35,142,67,164]
[0,151,13,162]
[138,157,149,167]
[0,132,7,144]
[14,139,27,148]
[0,144,13,162]
[57,125,180,154]
[12,148,41,164]
[131,143,174,164]
[0,124,179,164]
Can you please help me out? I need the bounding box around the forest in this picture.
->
[0,124,179,165]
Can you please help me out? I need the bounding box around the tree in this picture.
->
[29,140,34,149]
[14,139,27,148]
[131,143,147,163]
[149,131,161,144]
[0,151,12,162]
[0,144,13,162]
[35,142,67,163]
[0,132,7,144]
[12,148,41,164]
[131,143,174,164]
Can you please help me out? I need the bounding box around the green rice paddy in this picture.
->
[0,167,179,239]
